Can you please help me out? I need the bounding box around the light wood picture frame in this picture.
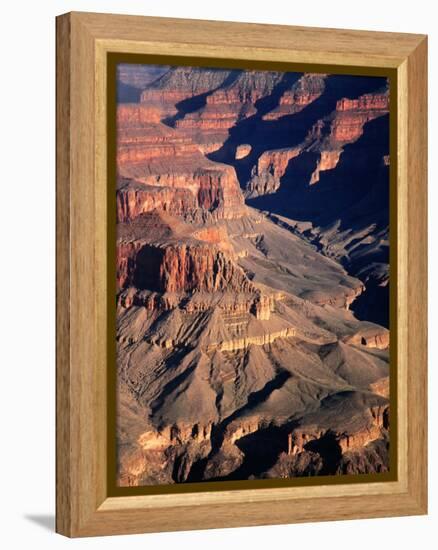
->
[56,11,427,537]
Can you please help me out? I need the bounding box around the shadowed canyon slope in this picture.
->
[115,64,391,486]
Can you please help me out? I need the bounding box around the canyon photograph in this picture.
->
[114,62,391,488]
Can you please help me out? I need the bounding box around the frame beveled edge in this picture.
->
[56,11,428,537]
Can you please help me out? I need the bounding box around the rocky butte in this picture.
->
[115,64,391,486]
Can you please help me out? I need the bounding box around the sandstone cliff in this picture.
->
[262,73,326,120]
[117,108,247,221]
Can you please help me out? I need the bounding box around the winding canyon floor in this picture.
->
[115,64,391,486]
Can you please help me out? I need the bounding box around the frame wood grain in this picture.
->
[56,11,427,537]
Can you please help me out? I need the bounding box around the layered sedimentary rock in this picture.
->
[344,326,389,349]
[246,87,389,193]
[134,243,254,294]
[115,65,391,486]
[244,82,390,326]
[287,395,388,457]
[117,107,247,221]
[117,115,200,165]
[170,71,285,154]
[262,73,326,120]
[309,150,342,185]
[307,89,389,184]
[140,66,234,119]
[246,147,302,198]
[116,179,198,223]
[117,103,165,127]
[116,209,390,485]
[268,393,390,477]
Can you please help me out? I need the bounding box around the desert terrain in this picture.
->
[115,64,391,486]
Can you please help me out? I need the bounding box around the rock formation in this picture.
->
[115,64,391,486]
[262,73,326,120]
[116,110,247,221]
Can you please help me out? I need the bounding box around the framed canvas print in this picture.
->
[56,12,428,537]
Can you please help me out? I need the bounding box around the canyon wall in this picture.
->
[115,64,391,486]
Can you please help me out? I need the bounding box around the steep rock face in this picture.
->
[259,392,391,477]
[170,71,285,154]
[336,93,389,113]
[344,326,389,349]
[116,180,198,223]
[309,150,341,184]
[246,146,302,198]
[116,167,245,222]
[174,108,240,132]
[131,423,213,458]
[331,92,389,141]
[212,326,296,352]
[307,89,389,183]
[117,241,142,290]
[116,212,234,290]
[160,244,252,293]
[140,67,234,120]
[252,294,273,320]
[205,70,283,110]
[130,242,255,294]
[117,107,246,220]
[247,87,389,193]
[287,403,388,456]
[118,422,214,487]
[117,117,199,166]
[195,165,246,216]
[263,73,326,120]
[117,103,163,126]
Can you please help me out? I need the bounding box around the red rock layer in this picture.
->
[257,147,302,177]
[172,71,284,151]
[309,150,342,185]
[336,93,389,113]
[246,146,302,197]
[116,105,246,220]
[116,166,245,223]
[192,225,229,245]
[195,165,245,216]
[248,88,389,193]
[133,243,255,294]
[116,181,198,223]
[139,67,233,119]
[330,92,389,143]
[117,116,199,166]
[117,241,141,290]
[308,90,388,183]
[207,71,283,106]
[263,74,327,120]
[117,103,162,127]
